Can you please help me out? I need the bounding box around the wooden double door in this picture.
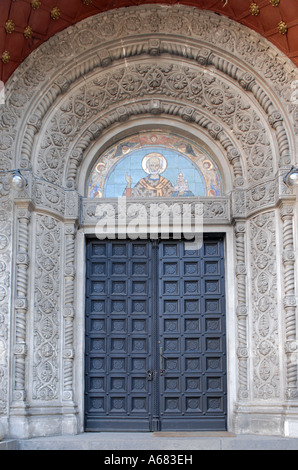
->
[85,236,227,431]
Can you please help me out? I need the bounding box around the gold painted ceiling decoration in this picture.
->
[0,0,297,83]
[249,3,260,16]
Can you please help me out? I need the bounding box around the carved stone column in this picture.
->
[234,221,249,400]
[62,225,76,402]
[11,203,31,407]
[280,203,298,399]
[61,191,79,432]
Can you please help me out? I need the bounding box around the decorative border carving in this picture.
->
[81,196,231,228]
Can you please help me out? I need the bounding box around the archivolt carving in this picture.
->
[0,6,295,178]
[36,60,274,190]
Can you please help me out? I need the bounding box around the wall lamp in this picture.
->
[284,166,298,188]
[0,169,28,192]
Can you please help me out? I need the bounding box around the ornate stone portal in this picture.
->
[0,5,297,438]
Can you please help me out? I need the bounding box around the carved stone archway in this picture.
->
[0,5,297,438]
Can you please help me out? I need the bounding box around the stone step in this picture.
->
[10,432,298,451]
[0,440,18,450]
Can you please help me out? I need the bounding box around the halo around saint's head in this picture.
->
[142,152,168,174]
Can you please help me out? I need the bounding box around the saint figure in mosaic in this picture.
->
[124,153,174,198]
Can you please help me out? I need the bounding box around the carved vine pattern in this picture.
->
[0,176,12,415]
[250,212,280,400]
[38,62,271,188]
[33,215,61,401]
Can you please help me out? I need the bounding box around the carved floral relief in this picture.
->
[0,176,11,415]
[33,215,61,401]
[250,212,280,399]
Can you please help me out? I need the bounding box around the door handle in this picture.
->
[146,370,153,381]
[160,346,166,376]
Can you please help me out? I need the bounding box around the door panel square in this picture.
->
[131,377,147,392]
[112,281,126,294]
[111,300,126,313]
[164,338,179,352]
[111,358,126,372]
[132,281,147,294]
[163,281,178,295]
[132,262,148,276]
[163,262,178,275]
[111,319,126,333]
[131,397,147,412]
[111,377,126,392]
[132,300,147,313]
[186,397,202,412]
[184,262,199,275]
[132,338,147,353]
[164,300,178,314]
[185,377,201,392]
[164,377,180,392]
[131,319,147,333]
[112,262,127,275]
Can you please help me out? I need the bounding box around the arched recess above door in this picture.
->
[87,131,224,199]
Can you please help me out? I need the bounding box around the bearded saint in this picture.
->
[124,153,174,198]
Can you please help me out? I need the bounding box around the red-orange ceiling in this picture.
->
[0,0,298,83]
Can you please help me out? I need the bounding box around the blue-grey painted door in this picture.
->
[85,237,227,431]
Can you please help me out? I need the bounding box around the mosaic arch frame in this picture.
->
[87,131,223,199]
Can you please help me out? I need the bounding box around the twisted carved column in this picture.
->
[13,205,31,403]
[280,204,298,399]
[62,225,76,401]
[235,221,249,400]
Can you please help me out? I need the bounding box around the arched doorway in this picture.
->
[1,5,297,438]
[83,130,228,431]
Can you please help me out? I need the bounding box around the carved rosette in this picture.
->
[280,204,298,399]
[234,222,249,400]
